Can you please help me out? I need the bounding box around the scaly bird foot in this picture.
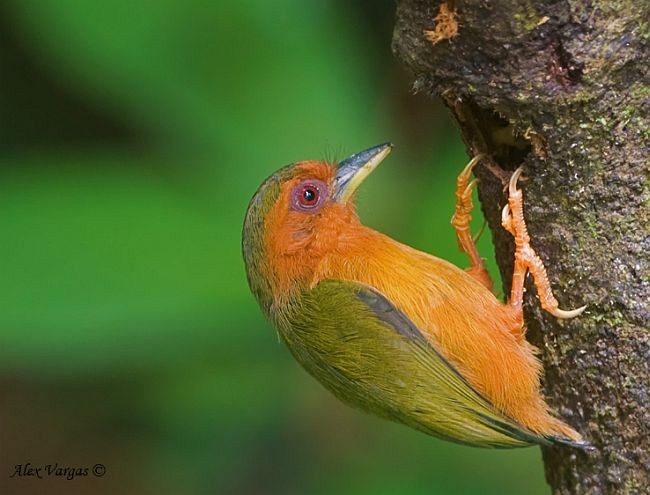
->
[502,167,587,325]
[451,154,493,292]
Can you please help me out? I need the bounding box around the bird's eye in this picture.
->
[299,185,319,206]
[291,179,328,212]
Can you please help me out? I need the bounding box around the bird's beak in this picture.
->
[333,143,393,203]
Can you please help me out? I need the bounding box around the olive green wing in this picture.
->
[280,279,548,448]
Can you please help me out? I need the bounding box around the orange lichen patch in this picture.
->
[424,3,459,44]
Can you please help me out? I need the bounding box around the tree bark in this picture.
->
[392,1,649,493]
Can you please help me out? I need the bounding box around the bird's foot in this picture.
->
[451,154,493,292]
[502,168,587,324]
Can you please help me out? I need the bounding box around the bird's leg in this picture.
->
[502,168,586,327]
[451,154,493,292]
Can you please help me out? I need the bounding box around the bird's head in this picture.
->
[242,143,392,312]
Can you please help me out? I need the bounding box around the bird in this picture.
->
[242,143,588,449]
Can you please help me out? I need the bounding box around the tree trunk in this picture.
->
[392,1,649,493]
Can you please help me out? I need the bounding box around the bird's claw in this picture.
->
[451,154,493,292]
[549,305,587,319]
[505,167,586,323]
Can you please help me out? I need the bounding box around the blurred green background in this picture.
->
[0,1,549,494]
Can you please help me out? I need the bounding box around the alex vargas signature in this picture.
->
[10,462,106,480]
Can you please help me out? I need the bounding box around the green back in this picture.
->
[277,279,547,448]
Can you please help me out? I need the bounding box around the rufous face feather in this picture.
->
[265,161,358,258]
[251,144,393,298]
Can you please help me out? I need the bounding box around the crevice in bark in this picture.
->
[549,40,584,88]
[441,94,533,171]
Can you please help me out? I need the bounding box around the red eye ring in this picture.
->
[298,184,320,207]
[290,179,328,212]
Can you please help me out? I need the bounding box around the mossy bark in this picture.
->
[392,1,649,493]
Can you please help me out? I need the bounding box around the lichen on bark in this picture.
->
[392,1,649,493]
